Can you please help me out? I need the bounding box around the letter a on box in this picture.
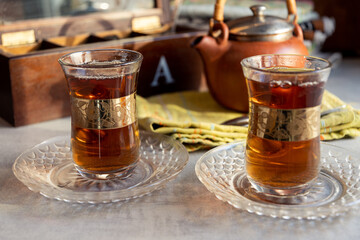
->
[151,55,175,87]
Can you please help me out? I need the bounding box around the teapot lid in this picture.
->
[226,5,294,41]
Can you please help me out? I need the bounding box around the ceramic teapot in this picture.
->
[192,0,308,112]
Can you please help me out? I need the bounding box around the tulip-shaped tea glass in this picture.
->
[59,49,143,180]
[241,54,331,201]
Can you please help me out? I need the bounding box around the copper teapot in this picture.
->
[192,0,308,112]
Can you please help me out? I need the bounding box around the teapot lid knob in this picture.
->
[250,5,266,17]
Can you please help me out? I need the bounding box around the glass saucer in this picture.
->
[13,131,189,204]
[195,140,360,219]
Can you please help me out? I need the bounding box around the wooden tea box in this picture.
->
[0,0,205,126]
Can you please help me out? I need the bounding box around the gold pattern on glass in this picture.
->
[249,103,320,141]
[71,93,136,129]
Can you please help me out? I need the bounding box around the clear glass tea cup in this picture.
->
[241,54,331,196]
[59,49,143,180]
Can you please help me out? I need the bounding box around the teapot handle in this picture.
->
[211,0,304,41]
[210,0,228,45]
[286,0,298,23]
[213,0,299,22]
[210,0,226,37]
[213,0,226,22]
[286,0,305,41]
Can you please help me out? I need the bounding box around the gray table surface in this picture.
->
[1,58,360,240]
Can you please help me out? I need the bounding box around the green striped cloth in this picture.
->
[320,92,360,140]
[137,91,360,152]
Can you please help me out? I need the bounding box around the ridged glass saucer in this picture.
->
[195,140,360,220]
[13,131,189,204]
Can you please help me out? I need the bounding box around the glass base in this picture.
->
[75,162,138,180]
[234,171,343,206]
[50,161,151,193]
[247,177,315,197]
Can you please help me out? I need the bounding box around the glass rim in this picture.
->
[58,49,143,68]
[240,54,332,74]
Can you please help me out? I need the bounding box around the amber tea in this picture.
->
[246,73,325,189]
[68,74,140,174]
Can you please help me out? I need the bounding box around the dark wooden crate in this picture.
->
[0,0,206,126]
[0,31,206,126]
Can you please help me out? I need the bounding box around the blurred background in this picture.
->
[0,0,359,56]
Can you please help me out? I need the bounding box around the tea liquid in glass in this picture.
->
[246,68,325,188]
[68,73,140,173]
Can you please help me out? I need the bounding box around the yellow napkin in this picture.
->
[320,91,360,140]
[137,91,360,151]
